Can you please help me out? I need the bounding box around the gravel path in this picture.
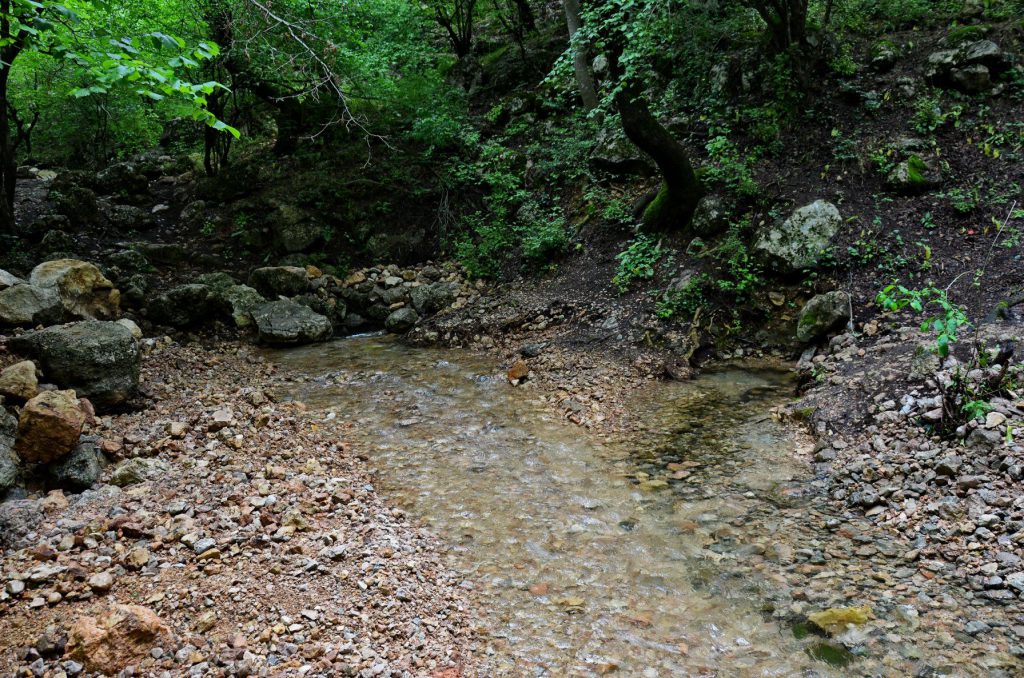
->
[0,339,483,677]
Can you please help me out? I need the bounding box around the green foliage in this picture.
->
[612,235,664,294]
[702,133,759,198]
[656,273,709,319]
[876,284,969,357]
[911,95,962,135]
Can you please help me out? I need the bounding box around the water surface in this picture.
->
[268,335,835,677]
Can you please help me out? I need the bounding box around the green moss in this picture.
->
[642,184,672,228]
[905,155,928,186]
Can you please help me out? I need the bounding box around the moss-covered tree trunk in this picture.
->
[606,33,702,231]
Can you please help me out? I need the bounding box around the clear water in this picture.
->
[266,335,837,677]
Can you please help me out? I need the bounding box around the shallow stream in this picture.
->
[268,335,840,677]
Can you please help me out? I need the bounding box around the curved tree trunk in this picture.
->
[562,0,598,112]
[606,32,702,231]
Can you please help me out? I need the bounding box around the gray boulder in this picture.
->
[251,300,332,345]
[147,284,216,327]
[219,285,265,328]
[8,321,140,410]
[410,282,459,315]
[754,200,842,272]
[0,499,43,549]
[104,204,153,232]
[195,272,237,294]
[0,409,19,493]
[590,128,654,176]
[49,436,101,491]
[950,64,990,92]
[0,284,62,327]
[797,291,852,342]
[95,161,148,198]
[689,194,731,237]
[0,269,25,291]
[269,203,323,253]
[29,259,121,321]
[385,307,420,333]
[248,266,309,298]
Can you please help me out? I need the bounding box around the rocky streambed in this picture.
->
[265,335,891,676]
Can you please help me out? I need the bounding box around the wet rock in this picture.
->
[48,436,101,491]
[251,300,332,345]
[754,200,841,272]
[109,457,170,486]
[384,307,419,334]
[410,282,460,315]
[0,284,62,327]
[147,284,217,327]
[797,291,851,342]
[66,605,173,675]
[0,360,39,402]
[248,266,310,298]
[29,259,120,320]
[8,321,140,409]
[15,390,85,464]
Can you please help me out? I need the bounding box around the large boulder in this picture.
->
[8,321,140,409]
[269,203,323,253]
[797,291,852,342]
[66,605,174,675]
[410,282,459,315]
[0,409,19,492]
[0,361,39,402]
[754,200,841,273]
[104,204,153,232]
[147,284,217,327]
[95,161,149,199]
[218,285,265,328]
[0,269,24,290]
[29,259,121,320]
[249,266,309,298]
[14,390,85,465]
[0,284,62,326]
[385,307,420,333]
[251,300,332,345]
[49,436,101,491]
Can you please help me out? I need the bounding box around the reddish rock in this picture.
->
[14,390,85,464]
[507,360,530,385]
[66,605,173,674]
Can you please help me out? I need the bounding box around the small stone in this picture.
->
[88,572,114,593]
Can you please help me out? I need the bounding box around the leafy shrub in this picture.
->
[656,273,710,319]
[612,235,665,294]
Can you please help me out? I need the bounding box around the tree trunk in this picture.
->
[606,33,702,231]
[563,0,599,112]
[0,68,16,234]
[513,0,535,32]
